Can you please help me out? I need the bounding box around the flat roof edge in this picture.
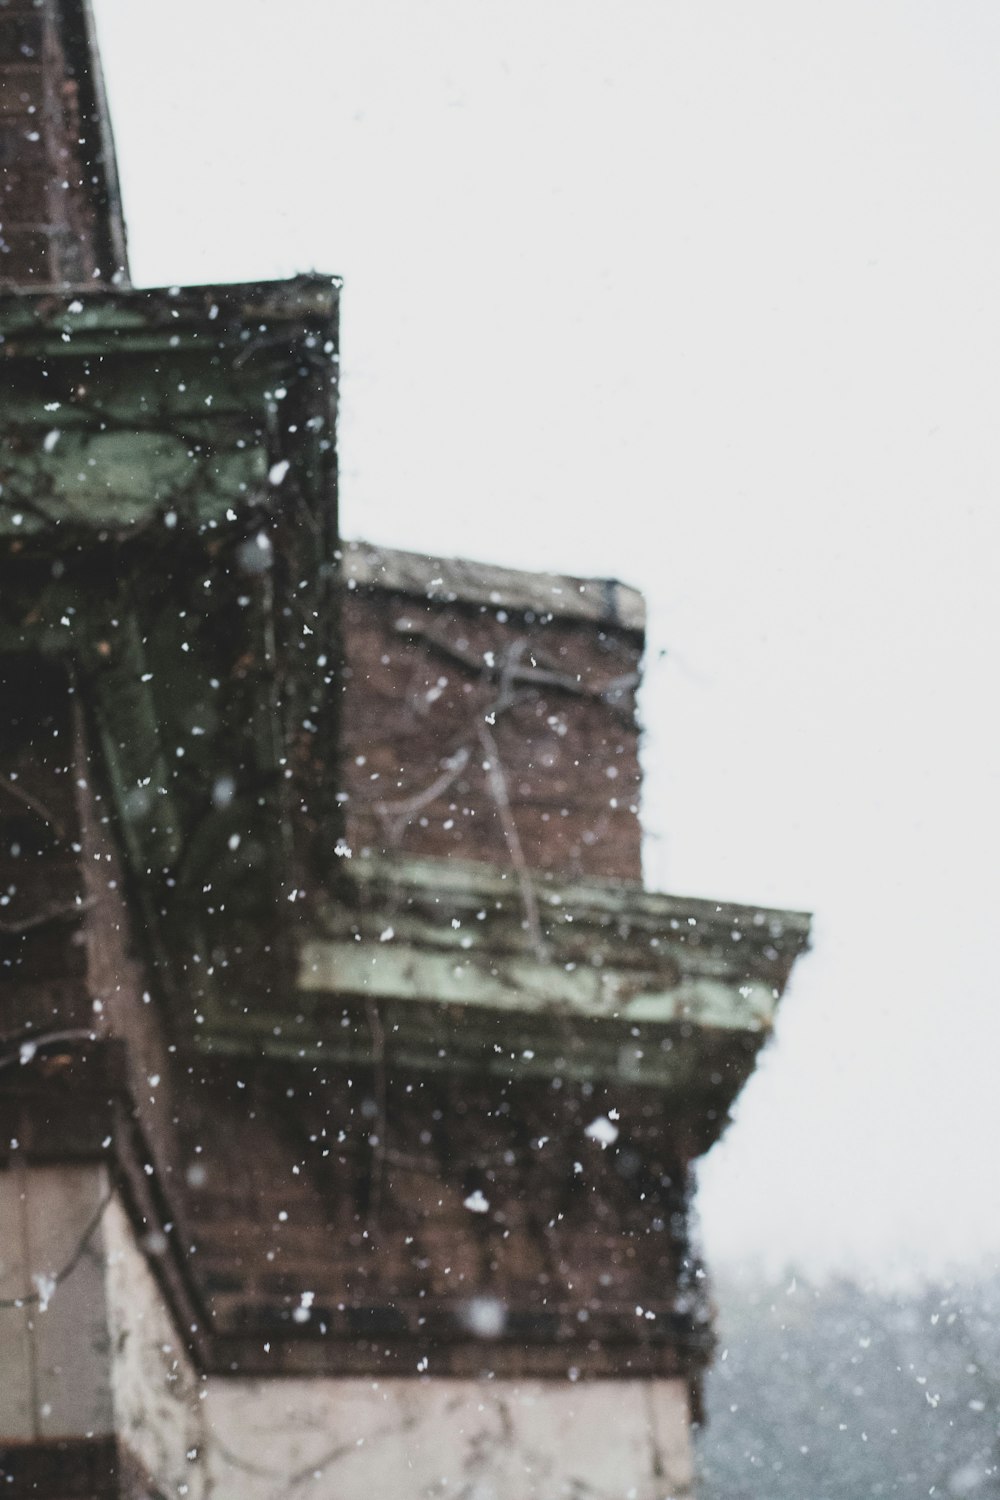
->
[0,274,341,337]
[326,852,813,955]
[342,538,646,634]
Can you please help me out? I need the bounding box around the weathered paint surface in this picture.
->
[102,1193,206,1500]
[0,5,815,1486]
[202,1376,694,1500]
[0,281,338,536]
[0,1169,37,1440]
[199,851,810,1098]
[114,1180,700,1496]
[343,539,647,632]
[0,1164,114,1440]
[303,853,805,1029]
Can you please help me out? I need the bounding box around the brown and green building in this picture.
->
[0,5,810,1496]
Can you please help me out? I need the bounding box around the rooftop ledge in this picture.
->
[0,276,339,546]
[303,852,809,1028]
[0,274,340,352]
[202,855,810,1109]
[342,539,646,634]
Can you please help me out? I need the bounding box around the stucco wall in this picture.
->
[203,1375,693,1500]
[102,1192,206,1499]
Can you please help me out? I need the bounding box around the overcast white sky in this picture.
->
[93,0,1000,1280]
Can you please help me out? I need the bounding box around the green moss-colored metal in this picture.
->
[0,277,341,1028]
[197,851,809,1127]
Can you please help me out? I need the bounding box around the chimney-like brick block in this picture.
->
[341,546,645,881]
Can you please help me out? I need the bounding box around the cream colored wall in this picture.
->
[0,1167,694,1499]
[102,1193,207,1499]
[202,1376,694,1500]
[0,1163,115,1441]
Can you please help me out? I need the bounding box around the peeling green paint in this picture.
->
[198,850,807,1115]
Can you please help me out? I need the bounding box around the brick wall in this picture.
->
[173,1055,704,1379]
[0,654,92,1037]
[0,0,123,286]
[0,654,177,1178]
[341,562,645,882]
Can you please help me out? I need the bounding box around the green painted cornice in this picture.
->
[200,852,810,1138]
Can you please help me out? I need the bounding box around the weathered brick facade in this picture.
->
[0,0,127,287]
[341,542,644,880]
[0,656,91,1040]
[0,7,810,1496]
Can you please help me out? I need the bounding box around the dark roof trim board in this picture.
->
[0,274,340,356]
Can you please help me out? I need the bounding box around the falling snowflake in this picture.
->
[585,1115,619,1148]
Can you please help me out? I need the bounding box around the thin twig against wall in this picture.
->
[365,996,388,1230]
[0,770,66,838]
[354,624,554,957]
[477,720,546,961]
[394,616,638,716]
[372,746,472,845]
[0,896,94,936]
[0,1188,112,1309]
[0,1026,98,1074]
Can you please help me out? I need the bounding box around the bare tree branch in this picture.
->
[372,746,472,844]
[365,997,388,1231]
[0,896,93,937]
[477,721,546,962]
[0,771,66,838]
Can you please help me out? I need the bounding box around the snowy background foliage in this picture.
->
[699,1269,1000,1498]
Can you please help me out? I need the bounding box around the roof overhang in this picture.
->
[200,852,810,1148]
[0,277,338,542]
